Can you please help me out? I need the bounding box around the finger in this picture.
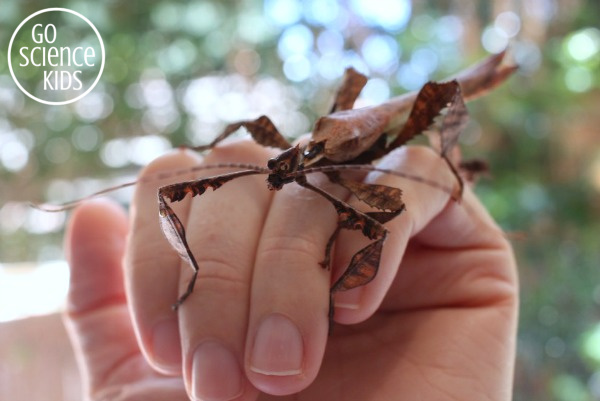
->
[125,149,202,374]
[63,199,135,393]
[331,146,518,400]
[381,184,517,312]
[245,169,348,395]
[176,140,276,401]
[330,145,511,323]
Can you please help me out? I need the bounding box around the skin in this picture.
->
[63,139,518,401]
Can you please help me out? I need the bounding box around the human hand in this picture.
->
[63,199,189,400]
[64,139,518,400]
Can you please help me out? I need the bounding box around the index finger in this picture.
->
[124,149,202,374]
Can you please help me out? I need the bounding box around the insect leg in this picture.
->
[453,49,518,101]
[327,207,406,295]
[189,115,292,152]
[318,207,403,272]
[327,172,405,212]
[329,67,368,113]
[158,170,263,308]
[387,81,469,199]
[319,225,340,270]
[295,177,390,330]
[318,173,406,269]
[158,192,199,309]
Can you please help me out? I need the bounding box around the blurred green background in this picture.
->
[0,1,599,400]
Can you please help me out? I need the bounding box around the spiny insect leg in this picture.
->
[327,172,406,212]
[330,234,387,293]
[330,67,368,113]
[189,115,291,152]
[459,158,490,184]
[454,49,518,102]
[158,192,200,309]
[319,225,340,270]
[318,179,405,270]
[318,172,405,270]
[366,209,405,224]
[387,81,468,199]
[325,207,390,332]
[158,170,262,308]
[318,203,389,275]
[388,81,463,150]
[295,178,389,330]
[443,154,465,201]
[160,170,263,202]
[438,86,469,199]
[328,235,387,334]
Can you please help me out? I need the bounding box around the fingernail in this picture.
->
[250,314,303,376]
[333,288,363,310]
[152,318,182,374]
[192,341,243,401]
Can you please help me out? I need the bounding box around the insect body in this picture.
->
[35,51,515,328]
[155,51,517,327]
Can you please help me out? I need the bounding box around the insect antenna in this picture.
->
[296,164,457,197]
[31,162,269,212]
[298,163,516,242]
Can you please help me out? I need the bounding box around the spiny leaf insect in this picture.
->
[35,51,516,330]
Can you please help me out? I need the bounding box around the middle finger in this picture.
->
[177,140,276,401]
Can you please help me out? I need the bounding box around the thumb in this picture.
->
[63,199,139,394]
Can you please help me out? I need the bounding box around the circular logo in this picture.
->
[8,8,105,105]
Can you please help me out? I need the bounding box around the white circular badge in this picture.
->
[8,8,105,105]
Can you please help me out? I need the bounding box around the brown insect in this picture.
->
[36,51,516,328]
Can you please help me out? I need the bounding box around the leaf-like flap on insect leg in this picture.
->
[366,209,405,224]
[452,49,518,101]
[242,115,293,149]
[194,115,291,152]
[388,81,463,150]
[429,84,469,198]
[309,107,389,162]
[333,175,405,212]
[330,67,368,113]
[437,84,469,158]
[158,195,198,270]
[160,170,263,203]
[331,237,385,292]
[459,158,490,184]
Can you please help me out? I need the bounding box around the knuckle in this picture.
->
[259,233,322,265]
[405,144,440,159]
[126,237,176,271]
[207,138,278,164]
[192,253,248,293]
[141,149,201,178]
[385,145,443,169]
